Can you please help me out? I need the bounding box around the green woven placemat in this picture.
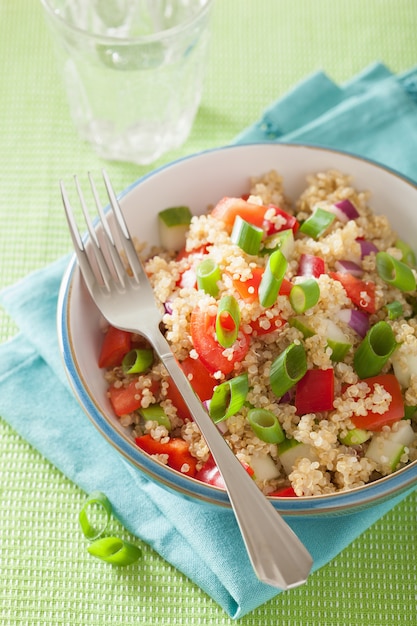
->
[1,1,417,624]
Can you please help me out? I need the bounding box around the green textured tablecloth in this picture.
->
[1,1,417,624]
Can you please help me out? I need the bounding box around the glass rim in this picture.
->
[40,0,214,45]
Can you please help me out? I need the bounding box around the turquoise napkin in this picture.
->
[1,62,417,619]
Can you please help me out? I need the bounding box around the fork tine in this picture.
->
[87,172,128,288]
[102,169,145,285]
[60,180,101,291]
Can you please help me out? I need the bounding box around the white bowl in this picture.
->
[57,143,417,515]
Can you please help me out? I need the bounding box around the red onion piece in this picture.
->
[333,199,360,221]
[334,260,363,277]
[298,253,325,277]
[337,308,370,338]
[163,301,174,315]
[356,238,378,258]
[326,199,359,222]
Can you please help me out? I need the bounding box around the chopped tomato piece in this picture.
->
[135,434,197,476]
[98,326,132,369]
[278,278,293,296]
[180,356,218,402]
[165,377,192,421]
[190,306,250,375]
[269,486,298,497]
[298,254,325,278]
[175,244,208,262]
[195,454,255,488]
[232,266,264,303]
[232,267,292,303]
[329,271,376,314]
[195,454,225,487]
[265,205,300,235]
[210,197,268,232]
[218,311,236,332]
[165,357,218,420]
[250,312,285,335]
[349,374,404,431]
[295,368,335,414]
[109,380,159,417]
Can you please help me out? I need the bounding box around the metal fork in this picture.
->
[60,170,313,590]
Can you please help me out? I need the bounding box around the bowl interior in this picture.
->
[59,143,417,514]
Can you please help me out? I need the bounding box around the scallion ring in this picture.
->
[215,295,241,348]
[196,258,221,296]
[385,300,403,320]
[231,216,264,255]
[353,320,397,378]
[376,251,416,292]
[79,491,112,541]
[209,373,249,423]
[270,343,307,398]
[395,239,416,267]
[247,408,285,443]
[289,278,320,313]
[122,348,154,374]
[299,208,335,239]
[258,249,288,308]
[87,537,142,566]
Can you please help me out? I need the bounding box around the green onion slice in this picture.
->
[327,338,351,362]
[385,300,403,320]
[247,408,285,443]
[215,295,241,348]
[87,537,142,566]
[404,405,417,420]
[258,249,288,307]
[261,229,294,258]
[289,278,320,313]
[196,258,221,296]
[79,491,112,541]
[396,239,416,267]
[270,343,307,398]
[339,428,370,446]
[209,373,249,423]
[288,316,315,338]
[299,208,335,239]
[122,348,154,374]
[353,320,397,378]
[376,251,416,292]
[139,404,171,431]
[231,216,264,255]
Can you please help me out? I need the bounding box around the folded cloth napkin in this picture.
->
[2,62,417,619]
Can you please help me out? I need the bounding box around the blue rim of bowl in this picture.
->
[57,142,417,515]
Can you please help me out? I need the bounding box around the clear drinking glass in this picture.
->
[40,0,214,164]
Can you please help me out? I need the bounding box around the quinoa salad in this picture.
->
[98,169,417,497]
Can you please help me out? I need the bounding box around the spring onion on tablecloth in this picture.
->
[87,537,142,565]
[79,491,142,566]
[79,491,113,540]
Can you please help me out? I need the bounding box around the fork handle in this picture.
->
[148,329,313,590]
